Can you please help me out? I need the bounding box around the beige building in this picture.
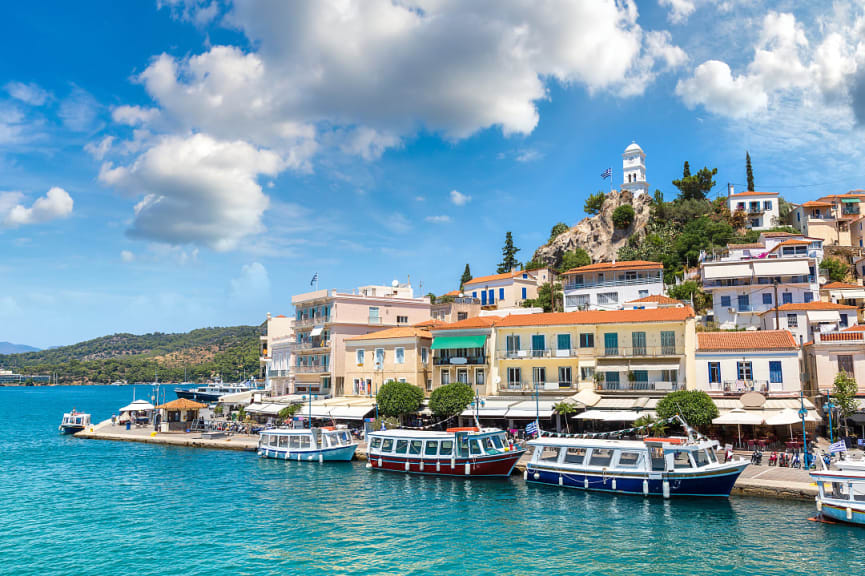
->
[430,316,498,396]
[803,328,865,396]
[791,191,865,247]
[290,283,431,396]
[430,293,481,323]
[462,268,551,310]
[821,281,865,323]
[260,313,293,381]
[343,327,433,396]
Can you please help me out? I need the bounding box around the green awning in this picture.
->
[431,335,487,350]
[842,198,860,203]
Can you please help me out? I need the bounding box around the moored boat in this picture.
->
[366,427,525,477]
[525,435,748,498]
[811,470,865,525]
[258,426,358,462]
[58,410,91,435]
[175,378,258,403]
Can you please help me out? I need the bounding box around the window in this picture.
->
[804,292,814,303]
[580,367,594,381]
[597,292,619,305]
[426,378,432,392]
[375,348,384,366]
[521,287,527,299]
[395,347,405,364]
[579,333,594,348]
[840,313,849,328]
[557,333,571,351]
[395,440,409,454]
[782,292,793,304]
[425,441,439,456]
[396,315,408,324]
[421,348,429,364]
[381,438,394,452]
[540,447,560,462]
[564,447,586,464]
[708,362,721,384]
[589,449,614,467]
[764,200,773,211]
[499,288,505,300]
[769,361,783,384]
[787,314,798,328]
[605,371,620,389]
[475,369,485,387]
[398,378,407,383]
[618,452,642,468]
[673,451,693,469]
[457,312,468,321]
[661,331,676,354]
[532,367,546,387]
[506,334,521,355]
[567,294,591,309]
[488,289,494,304]
[457,369,469,384]
[523,273,528,279]
[531,334,545,356]
[439,440,454,456]
[604,332,619,355]
[356,349,365,365]
[507,367,521,387]
[632,332,646,355]
[721,295,731,308]
[409,440,423,455]
[762,293,772,305]
[370,437,382,451]
[838,355,854,375]
[558,367,572,388]
[737,294,750,312]
[472,291,477,298]
[369,307,380,323]
[737,361,753,381]
[441,370,450,385]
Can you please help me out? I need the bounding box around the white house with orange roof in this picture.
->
[803,329,865,399]
[462,268,551,309]
[760,301,858,345]
[560,260,665,312]
[695,331,801,396]
[623,295,685,310]
[727,185,779,230]
[343,326,433,396]
[791,190,865,247]
[821,281,865,323]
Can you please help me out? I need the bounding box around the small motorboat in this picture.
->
[258,426,357,462]
[811,469,865,525]
[366,427,525,477]
[59,410,91,435]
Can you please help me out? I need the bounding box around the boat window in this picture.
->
[831,481,846,499]
[370,437,382,452]
[589,449,614,467]
[409,440,423,455]
[706,449,717,463]
[440,440,454,456]
[673,451,693,469]
[483,437,498,454]
[299,436,311,449]
[268,435,278,447]
[491,435,504,450]
[278,435,288,448]
[289,436,301,449]
[381,438,394,452]
[395,440,409,454]
[694,450,710,467]
[564,447,586,464]
[457,436,470,457]
[424,441,439,456]
[618,452,642,469]
[540,447,560,462]
[340,431,351,444]
[470,439,483,456]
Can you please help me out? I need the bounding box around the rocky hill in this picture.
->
[531,189,653,267]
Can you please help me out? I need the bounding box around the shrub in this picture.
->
[612,204,635,229]
[559,248,591,272]
[656,390,718,431]
[429,382,474,417]
[376,380,424,419]
[549,222,570,243]
[821,257,849,283]
[584,191,606,215]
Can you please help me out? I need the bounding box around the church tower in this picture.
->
[621,141,648,196]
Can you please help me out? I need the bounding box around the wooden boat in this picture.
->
[525,436,748,498]
[811,470,865,526]
[258,426,358,462]
[59,410,91,435]
[366,427,525,477]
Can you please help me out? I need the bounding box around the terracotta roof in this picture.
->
[413,319,445,328]
[822,281,863,290]
[727,243,765,250]
[767,239,811,252]
[432,316,498,330]
[156,398,207,410]
[442,289,460,297]
[729,191,779,197]
[493,307,694,327]
[463,270,534,286]
[275,314,287,318]
[697,330,798,351]
[760,232,797,237]
[801,201,833,208]
[843,325,865,332]
[760,302,857,315]
[814,332,865,343]
[561,260,662,275]
[626,295,682,304]
[345,327,432,341]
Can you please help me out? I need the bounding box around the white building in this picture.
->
[561,261,665,312]
[726,185,780,230]
[760,302,858,345]
[701,233,822,329]
[621,142,648,196]
[695,331,801,396]
[268,335,295,397]
[260,313,293,383]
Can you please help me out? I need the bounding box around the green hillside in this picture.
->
[0,326,262,385]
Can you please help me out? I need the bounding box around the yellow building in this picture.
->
[343,327,432,397]
[492,307,696,397]
[430,316,498,396]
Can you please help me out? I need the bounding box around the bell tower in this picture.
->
[621,141,648,196]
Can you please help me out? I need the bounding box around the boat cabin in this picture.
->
[530,437,721,473]
[368,428,512,460]
[259,427,353,451]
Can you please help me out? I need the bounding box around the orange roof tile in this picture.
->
[801,201,833,208]
[814,332,865,343]
[697,330,797,351]
[843,325,865,332]
[493,307,694,327]
[561,260,662,275]
[727,243,766,250]
[345,327,432,341]
[156,398,208,410]
[413,319,445,328]
[432,316,498,330]
[729,191,779,197]
[626,295,682,304]
[767,239,811,252]
[760,302,857,315]
[822,281,863,290]
[760,232,798,237]
[463,270,535,286]
[442,289,461,297]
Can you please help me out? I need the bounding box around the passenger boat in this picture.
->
[525,436,749,498]
[175,378,258,403]
[257,426,358,462]
[366,427,525,477]
[58,410,91,435]
[811,470,865,525]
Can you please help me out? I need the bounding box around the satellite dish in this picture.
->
[392,279,399,287]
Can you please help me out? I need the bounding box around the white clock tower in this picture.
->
[621,141,648,196]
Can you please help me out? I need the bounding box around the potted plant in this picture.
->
[593,371,605,391]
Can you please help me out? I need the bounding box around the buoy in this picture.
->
[405,461,411,471]
[464,462,471,475]
[662,480,670,499]
[257,450,262,456]
[419,461,424,471]
[584,478,589,489]
[816,500,822,512]
[319,453,324,463]
[451,457,455,469]
[523,469,528,480]
[643,479,649,496]
[284,452,289,460]
[366,462,372,468]
[297,453,301,462]
[534,472,540,480]
[611,479,617,491]
[436,461,441,472]
[847,507,853,521]
[558,475,563,486]
[378,457,382,467]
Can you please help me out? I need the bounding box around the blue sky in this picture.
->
[2,0,865,348]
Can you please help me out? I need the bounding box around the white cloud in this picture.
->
[1,187,74,228]
[0,104,29,146]
[5,82,50,106]
[158,0,220,27]
[658,0,696,24]
[425,215,451,224]
[111,105,160,126]
[84,136,115,160]
[229,262,270,302]
[99,133,281,251]
[120,250,135,263]
[449,190,471,206]
[676,60,768,118]
[58,87,101,132]
[515,149,543,163]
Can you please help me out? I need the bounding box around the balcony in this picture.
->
[499,381,575,392]
[706,380,781,394]
[295,340,330,351]
[293,365,330,374]
[295,316,331,329]
[598,381,681,392]
[434,355,486,366]
[600,345,683,358]
[563,275,662,291]
[497,348,583,359]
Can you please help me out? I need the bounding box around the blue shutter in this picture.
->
[481,290,487,305]
[721,295,731,307]
[499,288,504,300]
[521,287,527,299]
[769,361,782,384]
[488,289,494,304]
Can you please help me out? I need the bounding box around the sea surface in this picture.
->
[1,385,862,576]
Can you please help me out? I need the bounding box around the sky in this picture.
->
[2,0,865,348]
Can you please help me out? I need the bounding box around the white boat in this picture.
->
[833,455,865,472]
[59,411,91,434]
[175,378,259,403]
[525,435,748,498]
[811,469,865,525]
[258,426,358,462]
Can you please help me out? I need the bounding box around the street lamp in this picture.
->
[798,389,811,469]
[825,391,836,444]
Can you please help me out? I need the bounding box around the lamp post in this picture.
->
[534,378,540,437]
[825,391,836,444]
[798,389,810,469]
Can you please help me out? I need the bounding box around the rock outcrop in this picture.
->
[531,189,653,268]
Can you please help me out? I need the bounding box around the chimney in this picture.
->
[727,183,734,197]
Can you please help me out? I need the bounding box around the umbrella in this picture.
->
[765,408,819,440]
[712,408,764,447]
[119,399,155,412]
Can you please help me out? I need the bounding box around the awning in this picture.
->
[310,326,324,337]
[806,310,841,323]
[830,289,865,299]
[575,410,609,420]
[431,335,487,350]
[623,362,681,372]
[843,198,861,203]
[247,403,286,416]
[712,408,764,425]
[327,405,374,420]
[460,401,514,417]
[703,264,752,279]
[764,408,820,425]
[599,410,655,422]
[752,260,810,276]
[218,390,253,404]
[506,400,556,418]
[119,400,155,412]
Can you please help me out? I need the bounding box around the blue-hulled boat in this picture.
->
[58,410,91,435]
[811,470,865,526]
[525,435,748,498]
[257,426,358,462]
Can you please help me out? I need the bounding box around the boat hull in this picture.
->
[58,425,85,435]
[525,464,746,497]
[368,451,524,477]
[174,389,224,403]
[819,502,865,525]
[258,443,358,462]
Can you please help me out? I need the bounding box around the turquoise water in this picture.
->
[1,386,862,576]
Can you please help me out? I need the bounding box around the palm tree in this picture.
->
[553,401,578,433]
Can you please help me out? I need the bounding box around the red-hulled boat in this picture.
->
[366,427,525,477]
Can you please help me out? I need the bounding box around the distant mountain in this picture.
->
[0,342,41,354]
[0,326,262,385]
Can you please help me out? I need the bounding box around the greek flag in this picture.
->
[601,167,612,179]
[310,272,318,286]
[830,440,847,453]
[525,421,539,436]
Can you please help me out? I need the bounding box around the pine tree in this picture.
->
[497,232,521,273]
[746,151,755,191]
[460,264,472,289]
[683,161,691,178]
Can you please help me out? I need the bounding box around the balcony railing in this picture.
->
[295,340,330,351]
[497,348,582,359]
[434,355,486,366]
[601,345,682,357]
[562,275,662,291]
[500,381,574,392]
[295,316,331,328]
[599,381,681,392]
[293,365,330,374]
[703,277,815,289]
[706,380,779,394]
